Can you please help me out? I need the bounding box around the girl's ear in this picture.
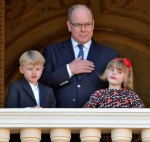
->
[19,66,24,74]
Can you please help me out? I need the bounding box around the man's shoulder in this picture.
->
[44,39,70,49]
[93,40,117,52]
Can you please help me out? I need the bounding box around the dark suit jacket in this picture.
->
[5,78,56,108]
[40,39,119,108]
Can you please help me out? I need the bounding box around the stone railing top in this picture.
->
[0,108,150,134]
[0,108,150,130]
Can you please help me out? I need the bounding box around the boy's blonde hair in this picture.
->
[100,58,133,89]
[19,50,45,66]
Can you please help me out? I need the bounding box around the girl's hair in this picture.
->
[19,50,45,66]
[100,58,133,89]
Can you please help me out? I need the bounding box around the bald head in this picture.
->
[68,5,93,21]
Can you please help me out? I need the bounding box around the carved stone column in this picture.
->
[141,129,150,142]
[0,129,10,142]
[111,128,132,142]
[50,128,71,142]
[20,128,41,142]
[80,128,101,142]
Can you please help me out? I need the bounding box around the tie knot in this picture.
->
[77,44,84,49]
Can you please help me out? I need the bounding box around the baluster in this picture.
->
[0,129,10,142]
[20,128,41,142]
[111,128,132,142]
[142,129,150,142]
[80,128,101,142]
[50,128,71,142]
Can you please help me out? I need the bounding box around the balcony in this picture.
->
[0,108,150,142]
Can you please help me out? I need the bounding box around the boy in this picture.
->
[5,50,56,108]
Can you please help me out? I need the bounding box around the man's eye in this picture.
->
[76,24,82,27]
[85,23,90,26]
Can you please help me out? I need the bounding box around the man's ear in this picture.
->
[67,20,71,32]
[92,20,95,30]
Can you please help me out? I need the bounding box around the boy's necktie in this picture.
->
[77,44,84,80]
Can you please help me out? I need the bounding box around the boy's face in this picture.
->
[19,63,44,85]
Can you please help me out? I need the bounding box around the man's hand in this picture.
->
[69,57,95,75]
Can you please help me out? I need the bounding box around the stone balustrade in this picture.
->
[0,108,150,142]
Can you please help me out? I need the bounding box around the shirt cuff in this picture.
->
[66,64,73,78]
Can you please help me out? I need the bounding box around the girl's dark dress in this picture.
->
[84,88,145,142]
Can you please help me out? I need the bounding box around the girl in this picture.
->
[84,58,145,142]
[84,58,145,108]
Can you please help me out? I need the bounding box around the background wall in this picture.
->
[1,0,150,107]
[0,0,4,107]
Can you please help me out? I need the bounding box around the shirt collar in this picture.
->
[71,37,92,50]
[29,82,39,91]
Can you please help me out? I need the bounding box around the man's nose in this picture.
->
[81,25,86,31]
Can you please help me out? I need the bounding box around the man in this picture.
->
[40,4,119,108]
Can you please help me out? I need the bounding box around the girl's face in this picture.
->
[19,63,44,85]
[107,67,125,89]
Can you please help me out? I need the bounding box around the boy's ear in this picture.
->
[19,66,23,74]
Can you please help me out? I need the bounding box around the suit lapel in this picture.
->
[21,79,37,103]
[38,82,44,106]
[87,40,102,63]
[62,39,75,63]
[79,40,103,82]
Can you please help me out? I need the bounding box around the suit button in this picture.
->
[73,99,76,102]
[77,84,81,88]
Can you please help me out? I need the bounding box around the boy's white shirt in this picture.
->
[29,83,40,107]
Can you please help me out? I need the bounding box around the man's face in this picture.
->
[67,7,94,44]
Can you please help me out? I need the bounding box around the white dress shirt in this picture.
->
[29,83,40,107]
[67,37,92,77]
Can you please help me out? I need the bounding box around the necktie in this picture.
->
[77,44,84,81]
[77,44,84,60]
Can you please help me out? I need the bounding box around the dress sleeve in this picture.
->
[129,90,145,108]
[83,90,103,108]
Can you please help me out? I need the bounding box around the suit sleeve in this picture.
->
[40,45,71,88]
[5,83,19,108]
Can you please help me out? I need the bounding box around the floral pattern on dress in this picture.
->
[84,88,145,108]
